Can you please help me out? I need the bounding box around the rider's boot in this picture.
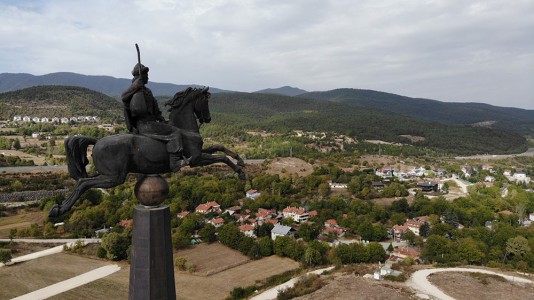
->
[169,153,190,172]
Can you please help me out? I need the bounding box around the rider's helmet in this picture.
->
[131,63,149,76]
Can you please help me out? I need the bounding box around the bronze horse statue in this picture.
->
[49,87,245,217]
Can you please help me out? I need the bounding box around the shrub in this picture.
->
[175,257,187,271]
[96,247,107,258]
[0,249,12,264]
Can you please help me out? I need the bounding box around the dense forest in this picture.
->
[209,92,528,155]
[0,86,529,155]
[301,88,534,136]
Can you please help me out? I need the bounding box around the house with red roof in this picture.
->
[282,206,310,223]
[392,224,409,241]
[391,246,420,260]
[239,224,256,237]
[210,218,225,228]
[325,219,339,228]
[195,201,221,214]
[177,211,190,219]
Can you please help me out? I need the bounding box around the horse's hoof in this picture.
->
[238,172,246,180]
[49,204,61,218]
[237,160,246,168]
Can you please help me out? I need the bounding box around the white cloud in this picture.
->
[0,0,533,109]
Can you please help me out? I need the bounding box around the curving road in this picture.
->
[407,267,533,300]
[250,266,335,300]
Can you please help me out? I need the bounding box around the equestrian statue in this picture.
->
[49,48,245,217]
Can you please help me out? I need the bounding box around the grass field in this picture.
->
[0,243,300,300]
[0,210,46,237]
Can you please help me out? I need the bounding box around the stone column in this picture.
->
[129,175,176,300]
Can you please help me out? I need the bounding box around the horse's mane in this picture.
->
[165,87,192,110]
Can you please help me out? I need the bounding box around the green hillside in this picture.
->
[300,88,534,136]
[0,85,122,120]
[0,86,527,155]
[210,92,527,155]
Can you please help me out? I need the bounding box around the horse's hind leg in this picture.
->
[49,174,126,217]
[190,153,246,180]
[202,144,245,167]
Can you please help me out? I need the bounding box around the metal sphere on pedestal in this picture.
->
[134,175,169,207]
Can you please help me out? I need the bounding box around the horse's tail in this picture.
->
[65,135,97,180]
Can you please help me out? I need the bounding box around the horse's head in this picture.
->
[194,86,211,124]
[165,86,211,128]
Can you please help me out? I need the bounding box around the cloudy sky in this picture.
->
[1,0,533,109]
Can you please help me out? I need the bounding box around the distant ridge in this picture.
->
[0,72,228,97]
[254,86,308,96]
[300,88,534,136]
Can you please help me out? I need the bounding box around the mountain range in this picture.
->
[0,72,532,155]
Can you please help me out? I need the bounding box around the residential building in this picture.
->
[271,224,295,240]
[195,201,221,214]
[239,224,256,237]
[246,189,261,200]
[210,218,225,228]
[282,206,309,223]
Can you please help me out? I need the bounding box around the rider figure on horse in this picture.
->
[121,63,188,172]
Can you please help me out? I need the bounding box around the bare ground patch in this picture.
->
[0,252,117,299]
[174,243,250,276]
[294,273,414,300]
[266,157,314,177]
[0,210,47,237]
[428,272,534,300]
[2,243,300,300]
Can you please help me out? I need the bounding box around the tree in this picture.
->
[298,222,321,242]
[367,242,387,263]
[419,222,430,237]
[0,250,12,264]
[422,235,450,263]
[456,238,485,264]
[198,224,216,243]
[257,236,273,257]
[303,247,322,266]
[101,232,130,261]
[505,236,531,261]
[12,139,21,150]
[256,222,274,238]
[217,224,242,249]
[172,231,191,250]
[403,231,417,245]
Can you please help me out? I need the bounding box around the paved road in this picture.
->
[250,266,335,300]
[0,239,100,267]
[455,148,534,160]
[407,267,533,300]
[12,264,121,300]
[0,238,101,244]
[0,165,68,173]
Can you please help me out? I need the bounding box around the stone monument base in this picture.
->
[129,205,176,300]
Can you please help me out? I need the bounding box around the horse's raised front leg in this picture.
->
[202,144,245,167]
[190,153,245,180]
[49,174,126,218]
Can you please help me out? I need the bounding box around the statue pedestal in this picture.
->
[129,175,175,300]
[129,206,176,300]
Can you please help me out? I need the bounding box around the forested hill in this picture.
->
[254,86,308,96]
[210,92,527,155]
[300,88,534,136]
[0,72,227,96]
[0,85,123,120]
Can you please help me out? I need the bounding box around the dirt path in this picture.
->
[407,267,533,300]
[0,239,100,267]
[250,266,334,300]
[12,264,121,300]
